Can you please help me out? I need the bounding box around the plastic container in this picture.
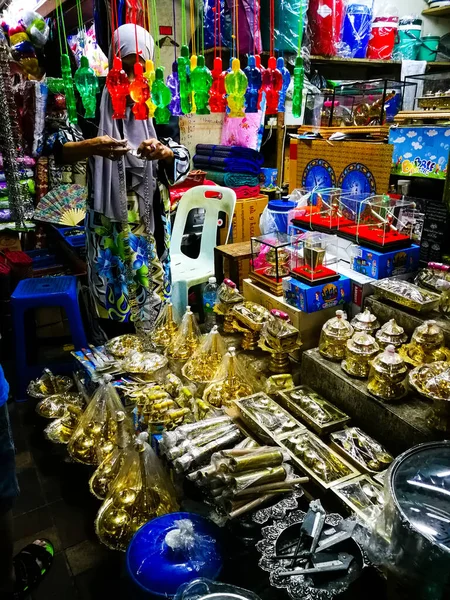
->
[341,1,373,58]
[309,0,345,56]
[203,276,218,331]
[418,35,440,62]
[393,17,422,60]
[263,199,297,234]
[367,15,398,60]
[126,513,223,598]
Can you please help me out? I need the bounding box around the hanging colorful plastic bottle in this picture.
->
[261,56,282,115]
[152,67,172,124]
[166,61,181,116]
[276,57,290,113]
[144,59,157,118]
[61,54,78,125]
[177,44,191,115]
[292,55,304,119]
[209,57,227,113]
[74,55,99,119]
[224,58,248,118]
[255,54,265,108]
[190,55,212,115]
[244,55,262,113]
[190,54,197,113]
[106,56,130,120]
[129,62,149,120]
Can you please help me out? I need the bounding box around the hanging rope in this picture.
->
[235,0,239,57]
[218,0,222,57]
[298,0,304,54]
[181,0,187,47]
[172,0,177,59]
[56,0,69,55]
[75,0,85,53]
[253,0,257,55]
[151,0,160,63]
[269,0,274,56]
[190,0,196,55]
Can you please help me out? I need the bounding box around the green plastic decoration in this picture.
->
[190,55,212,115]
[61,53,78,125]
[152,67,172,124]
[177,44,191,115]
[292,55,304,119]
[74,55,99,119]
[224,58,247,118]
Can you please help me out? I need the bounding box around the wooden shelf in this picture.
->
[422,5,450,17]
[35,0,66,16]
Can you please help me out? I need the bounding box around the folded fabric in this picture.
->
[193,155,261,175]
[0,170,34,182]
[0,156,35,170]
[204,170,260,188]
[196,144,263,166]
[233,185,261,199]
[0,209,11,222]
[0,179,35,195]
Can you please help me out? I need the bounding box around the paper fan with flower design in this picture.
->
[34,184,87,226]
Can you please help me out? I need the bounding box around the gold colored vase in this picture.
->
[375,319,408,349]
[319,310,354,361]
[367,345,407,402]
[342,333,380,379]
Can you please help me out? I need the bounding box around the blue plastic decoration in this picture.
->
[276,57,291,112]
[244,55,262,113]
[167,61,182,116]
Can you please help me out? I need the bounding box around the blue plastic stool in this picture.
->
[11,276,88,401]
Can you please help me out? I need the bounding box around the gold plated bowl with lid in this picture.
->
[319,310,354,361]
[341,332,380,378]
[367,345,408,402]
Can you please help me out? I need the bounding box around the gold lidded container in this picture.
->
[341,332,380,379]
[399,319,450,366]
[319,310,354,361]
[231,301,270,351]
[375,318,408,349]
[367,345,408,402]
[214,279,244,333]
[350,308,380,335]
[258,309,301,373]
[105,334,144,358]
[27,369,73,398]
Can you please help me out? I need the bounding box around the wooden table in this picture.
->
[214,241,252,286]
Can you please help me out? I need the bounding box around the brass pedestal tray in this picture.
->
[230,301,270,351]
[258,309,302,373]
[36,392,85,419]
[409,362,450,432]
[105,334,145,358]
[27,369,73,398]
[398,320,450,367]
[44,404,83,444]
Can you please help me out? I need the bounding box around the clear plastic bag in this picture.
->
[166,306,202,362]
[309,0,345,57]
[175,578,262,600]
[182,326,227,384]
[203,347,256,407]
[338,0,374,59]
[367,4,398,60]
[95,438,179,550]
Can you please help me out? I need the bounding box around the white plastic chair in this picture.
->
[170,185,237,320]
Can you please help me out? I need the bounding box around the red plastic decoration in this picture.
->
[209,57,227,113]
[130,62,150,120]
[106,56,130,120]
[260,56,282,115]
[367,16,398,60]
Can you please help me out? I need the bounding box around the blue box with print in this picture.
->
[283,275,351,313]
[389,126,449,180]
[352,244,420,279]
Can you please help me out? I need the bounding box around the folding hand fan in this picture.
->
[34,184,87,226]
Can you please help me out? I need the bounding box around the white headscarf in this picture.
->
[93,24,157,225]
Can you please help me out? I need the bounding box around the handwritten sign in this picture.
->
[179,113,224,162]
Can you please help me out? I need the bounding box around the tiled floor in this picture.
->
[8,401,126,600]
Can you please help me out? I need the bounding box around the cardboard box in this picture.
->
[351,244,420,280]
[389,126,449,181]
[336,261,375,318]
[35,307,71,339]
[283,275,351,314]
[289,139,393,195]
[220,195,269,245]
[243,278,337,349]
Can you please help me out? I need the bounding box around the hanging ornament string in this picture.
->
[75,0,85,53]
[172,0,177,60]
[213,0,217,58]
[181,0,187,47]
[235,0,239,58]
[56,0,69,55]
[201,0,205,55]
[231,0,235,57]
[269,0,274,57]
[298,0,304,54]
[253,0,257,56]
[218,0,222,57]
[190,0,196,56]
[151,0,160,64]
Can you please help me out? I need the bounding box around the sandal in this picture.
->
[13,539,54,600]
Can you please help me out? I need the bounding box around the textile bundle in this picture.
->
[204,171,260,188]
[193,144,264,176]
